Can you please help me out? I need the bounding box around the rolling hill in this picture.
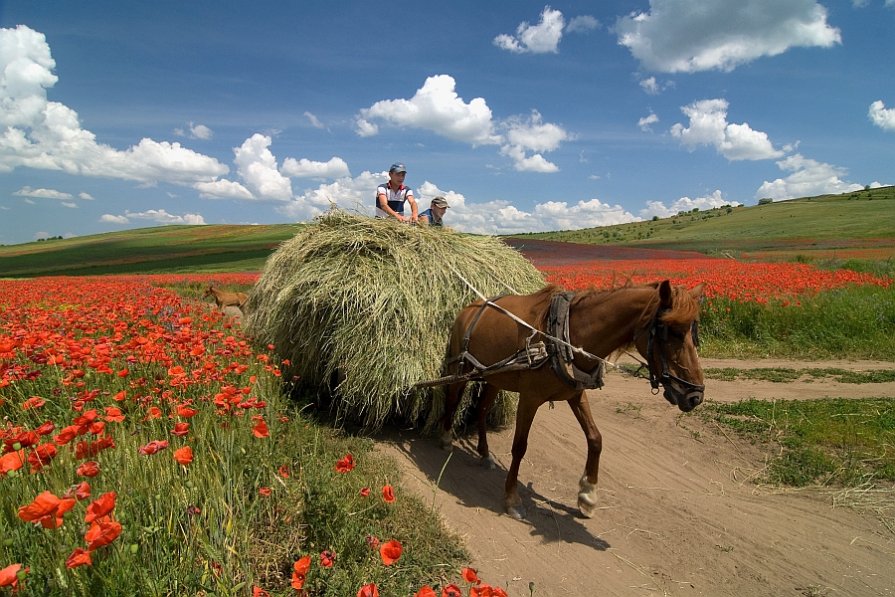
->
[1,187,892,277]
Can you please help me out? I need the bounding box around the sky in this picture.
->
[1,0,893,245]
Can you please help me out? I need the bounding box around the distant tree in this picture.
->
[758,198,773,205]
[651,215,659,221]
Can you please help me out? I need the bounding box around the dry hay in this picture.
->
[245,210,545,431]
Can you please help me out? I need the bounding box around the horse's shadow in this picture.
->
[377,427,611,552]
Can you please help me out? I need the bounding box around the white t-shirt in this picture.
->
[375,183,414,218]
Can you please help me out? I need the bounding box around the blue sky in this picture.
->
[1,0,893,245]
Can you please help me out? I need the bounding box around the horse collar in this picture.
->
[548,292,604,391]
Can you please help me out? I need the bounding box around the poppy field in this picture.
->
[2,248,893,595]
[0,275,504,596]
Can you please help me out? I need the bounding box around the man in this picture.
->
[419,196,449,226]
[375,163,418,223]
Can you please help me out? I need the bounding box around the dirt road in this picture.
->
[380,358,895,596]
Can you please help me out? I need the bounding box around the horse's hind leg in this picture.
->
[567,390,603,518]
[439,380,467,449]
[475,383,500,469]
[504,394,543,520]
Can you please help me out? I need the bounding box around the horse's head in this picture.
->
[636,281,705,412]
[203,285,214,297]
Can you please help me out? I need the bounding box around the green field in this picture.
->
[1,187,893,277]
[509,185,895,259]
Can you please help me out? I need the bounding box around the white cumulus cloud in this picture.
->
[194,179,255,200]
[0,26,228,184]
[494,7,565,54]
[13,186,73,200]
[357,74,501,146]
[281,156,351,179]
[670,99,784,160]
[755,154,866,199]
[233,134,293,201]
[100,209,206,225]
[638,112,659,132]
[617,0,841,73]
[868,100,895,131]
[639,190,741,219]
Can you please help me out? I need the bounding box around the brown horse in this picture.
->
[203,285,248,312]
[439,280,705,520]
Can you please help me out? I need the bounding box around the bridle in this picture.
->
[645,308,705,395]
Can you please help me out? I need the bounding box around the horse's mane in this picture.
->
[532,281,699,331]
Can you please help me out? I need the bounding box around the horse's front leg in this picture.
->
[439,380,467,449]
[475,384,500,469]
[567,390,603,518]
[504,395,542,520]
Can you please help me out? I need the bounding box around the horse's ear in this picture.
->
[689,283,705,301]
[658,279,673,308]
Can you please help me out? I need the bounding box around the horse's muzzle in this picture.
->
[664,387,704,412]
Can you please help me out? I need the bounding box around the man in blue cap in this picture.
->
[375,163,418,223]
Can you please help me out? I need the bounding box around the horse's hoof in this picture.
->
[480,454,497,470]
[506,505,526,521]
[577,475,598,519]
[439,432,453,451]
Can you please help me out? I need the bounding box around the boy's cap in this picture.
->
[389,163,407,173]
[431,196,449,208]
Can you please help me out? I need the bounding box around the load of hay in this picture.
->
[245,210,545,431]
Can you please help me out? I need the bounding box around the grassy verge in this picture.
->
[700,398,895,487]
[700,285,895,360]
[703,368,895,383]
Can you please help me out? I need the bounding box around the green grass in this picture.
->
[704,368,895,383]
[700,398,895,487]
[699,285,895,360]
[507,186,895,256]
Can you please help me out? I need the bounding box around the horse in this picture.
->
[439,280,705,520]
[203,285,248,312]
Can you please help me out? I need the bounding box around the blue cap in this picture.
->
[389,163,407,173]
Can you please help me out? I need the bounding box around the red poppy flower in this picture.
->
[381,484,395,503]
[462,567,480,584]
[0,450,25,475]
[35,421,55,436]
[138,439,169,455]
[379,539,402,566]
[85,516,122,550]
[291,555,311,590]
[252,587,269,597]
[359,487,371,497]
[22,395,46,410]
[77,461,100,478]
[65,547,92,569]
[84,492,117,523]
[174,446,194,466]
[320,549,335,568]
[27,442,58,472]
[365,535,380,550]
[258,487,272,497]
[335,453,355,473]
[171,422,190,436]
[441,585,462,597]
[176,404,198,418]
[278,464,290,478]
[357,583,379,597]
[415,587,437,597]
[252,416,269,439]
[103,407,125,423]
[0,563,25,588]
[18,490,76,528]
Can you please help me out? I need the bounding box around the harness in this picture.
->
[546,292,604,390]
[645,309,705,394]
[438,292,604,391]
